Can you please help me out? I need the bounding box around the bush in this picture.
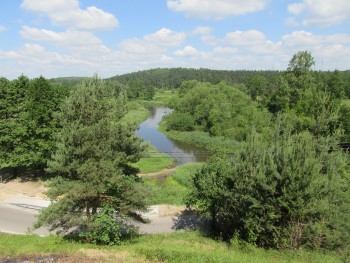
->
[187,117,350,251]
[80,206,138,245]
[165,112,195,132]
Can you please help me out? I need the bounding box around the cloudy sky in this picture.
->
[1,0,350,79]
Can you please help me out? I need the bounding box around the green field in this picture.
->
[0,232,342,263]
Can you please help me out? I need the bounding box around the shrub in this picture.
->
[80,206,139,245]
[165,112,195,132]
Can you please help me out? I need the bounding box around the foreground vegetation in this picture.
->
[0,232,343,263]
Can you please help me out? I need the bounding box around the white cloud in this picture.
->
[144,28,186,47]
[21,0,118,30]
[174,45,200,57]
[1,27,350,79]
[119,28,186,54]
[226,30,267,46]
[0,25,6,32]
[287,0,350,26]
[192,26,213,35]
[167,0,268,19]
[20,26,110,55]
[213,46,237,54]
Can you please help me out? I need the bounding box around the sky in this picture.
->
[0,0,350,79]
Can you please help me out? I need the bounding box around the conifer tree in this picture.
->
[35,77,147,242]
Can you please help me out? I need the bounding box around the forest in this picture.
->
[0,51,350,262]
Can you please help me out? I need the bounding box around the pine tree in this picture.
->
[35,77,147,242]
[188,116,350,250]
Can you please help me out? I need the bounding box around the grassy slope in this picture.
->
[0,232,342,263]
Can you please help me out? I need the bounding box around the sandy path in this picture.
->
[0,179,47,202]
[138,167,176,178]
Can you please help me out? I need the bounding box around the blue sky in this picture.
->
[1,0,350,79]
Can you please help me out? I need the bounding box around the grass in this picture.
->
[144,175,188,205]
[121,101,150,125]
[134,144,174,174]
[172,162,203,188]
[143,163,203,205]
[159,118,240,152]
[137,89,177,107]
[0,232,343,263]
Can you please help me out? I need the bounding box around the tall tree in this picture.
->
[35,77,147,243]
[25,76,65,169]
[287,50,315,75]
[0,75,30,173]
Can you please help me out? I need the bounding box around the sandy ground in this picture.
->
[138,167,176,178]
[0,179,185,217]
[0,179,47,202]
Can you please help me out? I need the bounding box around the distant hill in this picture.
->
[110,68,281,89]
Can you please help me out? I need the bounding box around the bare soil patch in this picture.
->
[138,168,176,178]
[0,179,47,202]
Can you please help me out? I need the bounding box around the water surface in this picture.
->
[136,107,210,165]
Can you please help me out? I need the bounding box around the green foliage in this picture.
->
[339,102,350,141]
[80,206,138,245]
[287,50,315,75]
[246,75,269,101]
[159,126,239,152]
[35,76,148,239]
[167,81,271,141]
[126,79,155,100]
[326,70,346,99]
[188,117,350,251]
[173,162,203,188]
[112,68,281,89]
[165,112,195,131]
[0,75,67,172]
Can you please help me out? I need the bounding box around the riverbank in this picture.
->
[158,118,240,152]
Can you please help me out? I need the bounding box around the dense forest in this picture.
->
[1,51,350,259]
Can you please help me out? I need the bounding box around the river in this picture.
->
[136,107,211,165]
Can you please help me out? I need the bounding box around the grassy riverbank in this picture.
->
[134,144,174,173]
[143,163,203,205]
[158,119,240,152]
[0,232,343,263]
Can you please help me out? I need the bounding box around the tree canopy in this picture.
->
[35,77,148,244]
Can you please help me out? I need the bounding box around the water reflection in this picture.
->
[136,107,211,165]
